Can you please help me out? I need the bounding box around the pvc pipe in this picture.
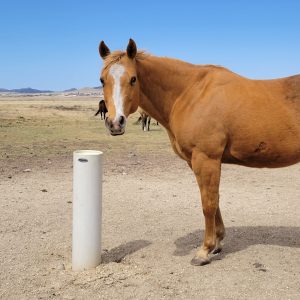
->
[72,150,103,271]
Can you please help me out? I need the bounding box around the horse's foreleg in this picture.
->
[213,207,225,254]
[191,152,221,266]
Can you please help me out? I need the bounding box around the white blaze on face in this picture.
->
[109,64,125,121]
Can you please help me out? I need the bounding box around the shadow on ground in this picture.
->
[101,240,151,263]
[173,226,300,257]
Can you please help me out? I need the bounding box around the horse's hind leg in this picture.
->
[213,207,225,254]
[190,152,221,266]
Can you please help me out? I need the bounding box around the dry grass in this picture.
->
[0,96,171,172]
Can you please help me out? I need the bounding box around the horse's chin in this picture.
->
[110,130,125,136]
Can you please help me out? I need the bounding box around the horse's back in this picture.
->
[284,74,300,105]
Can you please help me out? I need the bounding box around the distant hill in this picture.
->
[0,87,53,94]
[63,88,78,92]
[0,86,102,96]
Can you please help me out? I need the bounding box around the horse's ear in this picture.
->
[99,41,110,59]
[126,38,137,59]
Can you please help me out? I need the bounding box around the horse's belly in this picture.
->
[225,138,300,168]
[173,121,300,167]
[223,105,300,167]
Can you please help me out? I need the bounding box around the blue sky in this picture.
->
[0,0,299,91]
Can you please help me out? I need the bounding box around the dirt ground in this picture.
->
[0,96,299,299]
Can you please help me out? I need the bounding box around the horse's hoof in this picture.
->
[212,247,222,255]
[190,256,211,266]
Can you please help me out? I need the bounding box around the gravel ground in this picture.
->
[0,154,299,300]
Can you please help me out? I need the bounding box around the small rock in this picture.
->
[41,189,48,192]
[23,169,31,172]
[8,175,12,179]
[253,262,267,272]
[67,201,72,204]
[253,262,263,268]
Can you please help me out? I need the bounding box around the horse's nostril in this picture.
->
[105,118,114,129]
[119,115,125,126]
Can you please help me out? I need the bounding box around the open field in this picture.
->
[0,96,299,299]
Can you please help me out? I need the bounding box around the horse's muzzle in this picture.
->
[105,115,126,136]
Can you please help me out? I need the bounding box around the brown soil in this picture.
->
[0,97,299,299]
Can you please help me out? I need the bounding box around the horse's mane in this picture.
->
[103,50,149,70]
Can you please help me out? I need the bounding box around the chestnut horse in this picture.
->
[99,39,300,266]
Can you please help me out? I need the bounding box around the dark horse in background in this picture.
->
[95,99,108,119]
[98,39,300,266]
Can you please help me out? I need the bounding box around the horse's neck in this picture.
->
[137,56,203,129]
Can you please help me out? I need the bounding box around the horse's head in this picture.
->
[99,39,140,136]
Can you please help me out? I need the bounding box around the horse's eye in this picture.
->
[100,77,105,87]
[130,76,137,86]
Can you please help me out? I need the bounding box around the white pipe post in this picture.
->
[72,150,103,271]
